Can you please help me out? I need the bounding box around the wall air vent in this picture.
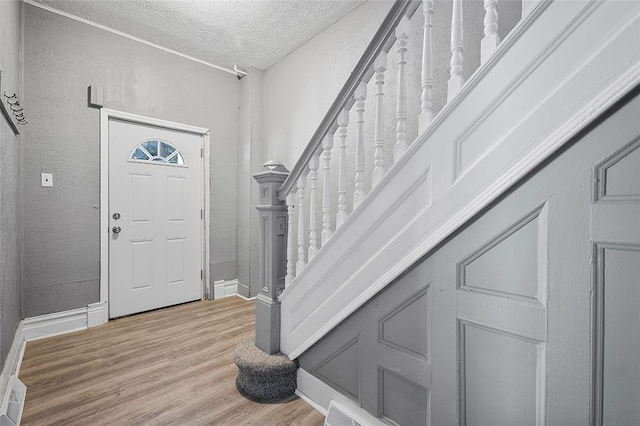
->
[325,400,387,426]
[325,400,362,426]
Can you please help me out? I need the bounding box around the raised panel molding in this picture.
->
[594,134,640,202]
[130,173,152,222]
[130,240,152,290]
[313,338,360,403]
[456,203,549,425]
[166,238,186,285]
[456,290,547,343]
[379,367,429,426]
[167,176,187,221]
[454,0,600,178]
[379,285,430,360]
[592,243,640,426]
[459,321,545,426]
[457,204,547,302]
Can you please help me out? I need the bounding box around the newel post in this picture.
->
[252,160,289,354]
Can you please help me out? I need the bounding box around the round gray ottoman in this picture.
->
[234,337,298,401]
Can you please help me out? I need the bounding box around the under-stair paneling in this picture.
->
[299,262,433,425]
[298,90,640,424]
[591,134,640,425]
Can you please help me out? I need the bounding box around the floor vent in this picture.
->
[0,376,26,426]
[324,400,364,426]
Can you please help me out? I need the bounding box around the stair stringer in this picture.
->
[279,0,640,360]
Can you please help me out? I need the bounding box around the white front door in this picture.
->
[108,118,203,318]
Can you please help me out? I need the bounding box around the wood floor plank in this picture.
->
[19,297,325,426]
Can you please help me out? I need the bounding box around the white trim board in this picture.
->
[0,323,26,408]
[22,302,107,342]
[233,293,256,302]
[0,324,26,426]
[213,279,239,299]
[0,301,107,423]
[22,0,236,76]
[296,369,384,425]
[99,109,211,319]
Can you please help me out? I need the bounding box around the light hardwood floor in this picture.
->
[19,296,325,426]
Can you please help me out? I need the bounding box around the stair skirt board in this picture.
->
[0,324,26,426]
[296,369,384,426]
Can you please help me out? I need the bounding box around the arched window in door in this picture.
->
[129,139,186,166]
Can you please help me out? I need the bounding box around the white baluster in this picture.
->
[353,82,367,208]
[447,0,465,100]
[321,133,334,245]
[336,110,349,228]
[372,52,387,187]
[285,192,295,286]
[296,175,307,275]
[419,0,435,132]
[395,15,410,163]
[308,153,320,260]
[481,0,500,64]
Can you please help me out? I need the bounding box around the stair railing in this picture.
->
[274,0,537,288]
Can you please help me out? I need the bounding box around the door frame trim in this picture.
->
[99,108,211,320]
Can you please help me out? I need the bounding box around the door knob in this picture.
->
[112,226,122,234]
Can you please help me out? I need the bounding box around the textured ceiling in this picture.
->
[28,0,368,71]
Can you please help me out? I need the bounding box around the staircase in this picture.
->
[252,0,640,413]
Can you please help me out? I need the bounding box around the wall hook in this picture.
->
[3,92,27,129]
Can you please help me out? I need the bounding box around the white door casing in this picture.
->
[100,109,211,320]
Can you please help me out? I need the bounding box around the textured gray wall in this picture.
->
[22,4,240,316]
[0,0,23,368]
[237,68,264,297]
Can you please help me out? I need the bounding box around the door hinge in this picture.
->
[201,209,203,219]
[201,148,203,158]
[201,270,203,279]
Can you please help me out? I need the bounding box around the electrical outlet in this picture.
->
[41,173,53,187]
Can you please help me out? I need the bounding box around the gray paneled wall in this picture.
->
[591,128,640,425]
[299,90,640,425]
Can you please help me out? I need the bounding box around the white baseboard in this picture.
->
[233,293,256,302]
[22,301,107,342]
[23,308,87,342]
[213,279,239,299]
[296,368,381,425]
[0,301,104,425]
[0,301,108,415]
[0,323,26,399]
[0,323,26,426]
[87,301,107,327]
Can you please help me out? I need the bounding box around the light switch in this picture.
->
[41,173,53,187]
